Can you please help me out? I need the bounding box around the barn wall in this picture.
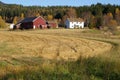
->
[49,23,58,28]
[21,22,33,29]
[33,17,46,28]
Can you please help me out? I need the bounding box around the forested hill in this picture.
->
[0,1,5,5]
[0,1,120,28]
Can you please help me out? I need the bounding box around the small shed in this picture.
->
[46,21,58,29]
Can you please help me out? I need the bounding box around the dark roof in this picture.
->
[20,17,37,23]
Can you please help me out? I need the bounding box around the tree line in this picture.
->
[0,3,120,29]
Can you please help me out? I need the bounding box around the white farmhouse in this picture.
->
[65,18,84,29]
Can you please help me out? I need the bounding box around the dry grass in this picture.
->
[0,29,120,79]
[0,29,112,61]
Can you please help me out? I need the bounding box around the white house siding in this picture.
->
[78,22,84,28]
[65,18,84,29]
[70,22,74,28]
[81,22,84,28]
[69,21,84,29]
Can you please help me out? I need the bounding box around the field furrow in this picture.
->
[0,30,112,63]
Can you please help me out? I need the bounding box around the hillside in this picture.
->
[0,1,5,5]
[0,2,120,29]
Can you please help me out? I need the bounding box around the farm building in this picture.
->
[18,16,47,29]
[65,18,84,29]
[14,23,21,29]
[46,21,58,28]
[9,24,14,30]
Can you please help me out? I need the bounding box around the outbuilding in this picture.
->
[20,16,47,29]
[46,21,58,29]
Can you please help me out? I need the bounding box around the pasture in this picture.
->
[0,29,120,80]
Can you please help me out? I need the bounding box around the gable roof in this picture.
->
[20,17,37,23]
[20,16,45,23]
[67,18,84,22]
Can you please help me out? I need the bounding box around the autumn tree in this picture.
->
[20,13,24,20]
[96,16,103,29]
[108,19,117,27]
[13,16,18,24]
[107,12,113,19]
[36,13,40,17]
[0,16,7,28]
[115,8,120,25]
[103,12,118,33]
[47,14,53,20]
[61,15,68,27]
[60,8,77,27]
[65,8,77,18]
[103,12,113,26]
[81,11,91,27]
[108,19,118,34]
[89,15,96,29]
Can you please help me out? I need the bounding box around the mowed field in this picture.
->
[0,29,112,61]
[0,29,120,79]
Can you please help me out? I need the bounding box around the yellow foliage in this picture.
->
[36,13,40,17]
[109,20,117,26]
[13,16,18,24]
[0,16,7,28]
[107,12,113,19]
[20,13,24,20]
[47,14,53,20]
[115,8,120,14]
[66,8,77,18]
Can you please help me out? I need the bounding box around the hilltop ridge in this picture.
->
[0,1,6,5]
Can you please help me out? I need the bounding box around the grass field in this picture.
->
[0,29,120,80]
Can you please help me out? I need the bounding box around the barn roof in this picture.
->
[21,17,37,23]
[20,16,45,23]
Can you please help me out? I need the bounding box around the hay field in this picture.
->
[0,29,112,61]
[0,29,120,79]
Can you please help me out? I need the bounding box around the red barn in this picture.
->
[20,16,47,29]
[46,21,58,29]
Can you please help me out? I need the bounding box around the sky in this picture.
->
[1,0,120,6]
